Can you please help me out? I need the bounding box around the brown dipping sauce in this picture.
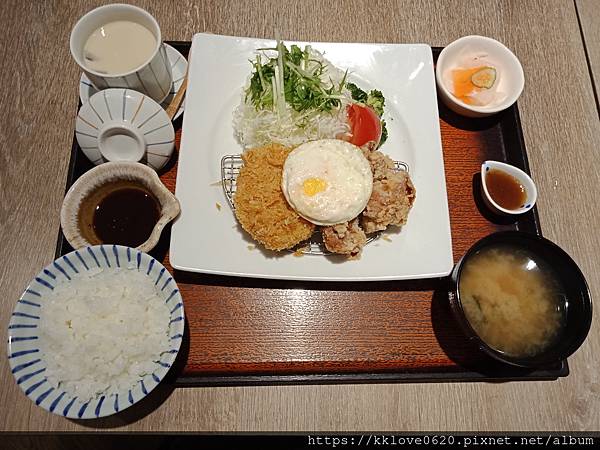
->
[485,169,527,210]
[92,187,159,247]
[77,180,160,248]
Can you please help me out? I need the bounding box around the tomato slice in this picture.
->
[346,103,382,147]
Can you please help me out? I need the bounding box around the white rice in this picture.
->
[38,266,171,402]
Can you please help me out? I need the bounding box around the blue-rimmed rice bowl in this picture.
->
[7,245,184,419]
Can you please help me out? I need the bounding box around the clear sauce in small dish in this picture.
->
[485,169,527,210]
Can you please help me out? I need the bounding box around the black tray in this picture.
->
[56,42,568,384]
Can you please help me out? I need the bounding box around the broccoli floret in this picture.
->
[346,82,368,103]
[366,89,385,117]
[379,119,388,148]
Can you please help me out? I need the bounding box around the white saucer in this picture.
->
[75,88,175,171]
[79,43,187,121]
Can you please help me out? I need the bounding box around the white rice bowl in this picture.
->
[7,245,184,419]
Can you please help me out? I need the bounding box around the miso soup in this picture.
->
[459,245,566,358]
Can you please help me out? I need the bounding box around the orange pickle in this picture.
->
[451,66,495,104]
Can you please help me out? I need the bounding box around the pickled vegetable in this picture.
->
[471,67,497,89]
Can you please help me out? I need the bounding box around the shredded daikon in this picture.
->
[233,45,352,149]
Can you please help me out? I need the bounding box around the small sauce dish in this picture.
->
[61,161,180,252]
[481,160,537,215]
[436,35,524,118]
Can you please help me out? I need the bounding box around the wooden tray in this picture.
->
[57,42,568,385]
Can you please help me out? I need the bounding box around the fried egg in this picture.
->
[281,139,373,226]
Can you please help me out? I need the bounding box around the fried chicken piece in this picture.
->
[321,218,367,259]
[361,151,416,234]
[359,140,378,155]
[366,149,396,180]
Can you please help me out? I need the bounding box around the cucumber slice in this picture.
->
[471,67,497,89]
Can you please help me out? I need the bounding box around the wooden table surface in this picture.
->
[578,0,600,113]
[2,0,600,432]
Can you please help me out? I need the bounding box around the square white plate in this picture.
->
[170,33,453,281]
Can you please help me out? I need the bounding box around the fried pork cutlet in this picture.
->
[233,144,315,251]
[321,218,367,259]
[361,151,416,234]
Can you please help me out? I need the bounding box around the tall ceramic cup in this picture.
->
[70,4,172,104]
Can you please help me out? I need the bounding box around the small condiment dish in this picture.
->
[481,160,537,215]
[75,88,175,171]
[436,35,525,118]
[60,161,180,252]
[449,231,592,368]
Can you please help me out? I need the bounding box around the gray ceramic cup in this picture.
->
[70,3,172,104]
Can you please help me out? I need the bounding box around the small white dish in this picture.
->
[481,160,537,215]
[436,35,524,118]
[75,88,175,171]
[7,245,184,419]
[79,43,187,121]
[60,161,180,252]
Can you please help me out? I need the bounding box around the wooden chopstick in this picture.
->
[165,70,188,121]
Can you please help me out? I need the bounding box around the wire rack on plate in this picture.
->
[221,154,409,255]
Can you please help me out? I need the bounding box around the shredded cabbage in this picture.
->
[233,45,353,149]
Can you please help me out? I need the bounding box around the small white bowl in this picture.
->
[60,161,180,252]
[75,88,175,171]
[481,160,537,215]
[436,35,525,118]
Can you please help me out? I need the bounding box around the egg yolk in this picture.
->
[302,178,327,196]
